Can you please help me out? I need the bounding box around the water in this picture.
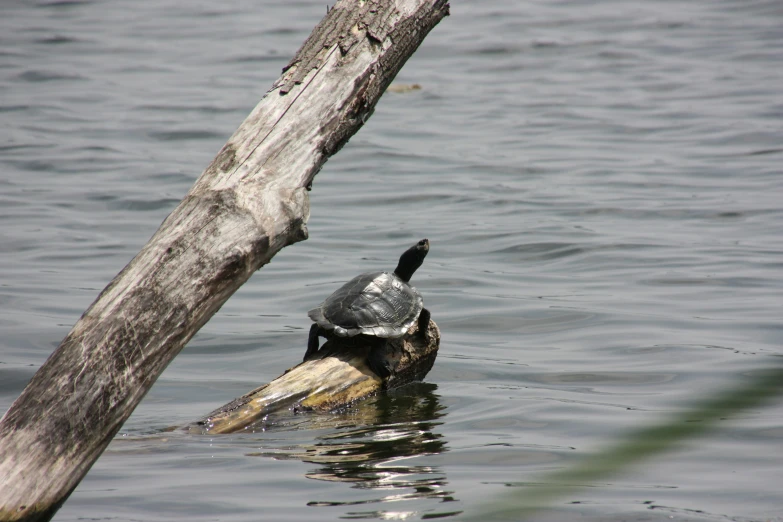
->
[2,0,782,520]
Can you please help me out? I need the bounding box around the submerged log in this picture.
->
[0,1,449,520]
[192,319,440,435]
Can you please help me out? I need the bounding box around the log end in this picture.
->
[305,317,440,391]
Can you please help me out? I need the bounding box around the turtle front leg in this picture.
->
[367,339,393,379]
[304,324,322,361]
[418,308,431,344]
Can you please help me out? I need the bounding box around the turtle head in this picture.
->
[393,238,429,283]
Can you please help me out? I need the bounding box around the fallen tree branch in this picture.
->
[0,1,449,520]
[190,319,440,435]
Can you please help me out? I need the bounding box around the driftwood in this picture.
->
[0,1,449,520]
[190,318,440,435]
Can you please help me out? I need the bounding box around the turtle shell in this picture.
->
[308,271,423,338]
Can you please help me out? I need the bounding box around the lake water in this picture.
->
[2,1,782,520]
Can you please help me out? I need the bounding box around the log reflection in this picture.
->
[248,383,461,519]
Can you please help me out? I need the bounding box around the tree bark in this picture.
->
[0,1,449,520]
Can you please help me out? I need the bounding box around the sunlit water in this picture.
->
[2,1,782,521]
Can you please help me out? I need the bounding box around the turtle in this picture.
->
[305,238,431,377]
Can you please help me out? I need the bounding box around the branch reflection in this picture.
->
[247,382,461,519]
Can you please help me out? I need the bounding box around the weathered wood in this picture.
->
[0,1,449,520]
[191,318,440,435]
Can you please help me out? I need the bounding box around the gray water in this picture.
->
[2,1,782,520]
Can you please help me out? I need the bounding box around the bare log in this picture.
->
[0,1,449,520]
[191,319,440,435]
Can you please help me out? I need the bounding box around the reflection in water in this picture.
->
[247,383,462,519]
